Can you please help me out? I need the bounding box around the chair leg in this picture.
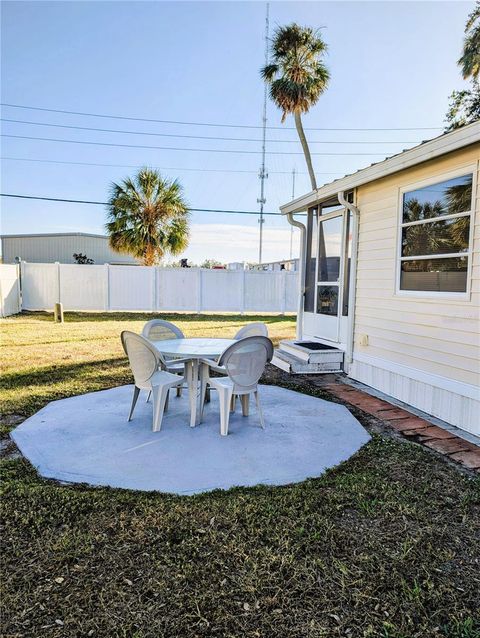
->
[254,390,265,429]
[128,386,140,421]
[230,394,236,412]
[152,385,169,432]
[218,386,234,436]
[165,389,170,412]
[199,365,208,423]
[146,390,151,403]
[176,386,182,398]
[240,394,250,417]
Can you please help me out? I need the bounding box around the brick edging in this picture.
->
[323,383,480,474]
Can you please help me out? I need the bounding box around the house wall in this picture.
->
[349,143,480,435]
[1,234,139,265]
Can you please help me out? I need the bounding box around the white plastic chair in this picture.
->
[142,319,186,398]
[234,322,268,340]
[199,336,273,436]
[213,324,269,406]
[142,319,185,342]
[121,331,188,432]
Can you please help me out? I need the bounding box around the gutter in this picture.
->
[286,212,306,339]
[281,121,480,217]
[338,190,359,372]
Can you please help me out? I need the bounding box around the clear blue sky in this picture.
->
[0,1,474,263]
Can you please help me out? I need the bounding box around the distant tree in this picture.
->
[445,79,480,130]
[200,259,224,269]
[73,253,94,264]
[167,258,195,268]
[261,24,329,190]
[106,168,189,266]
[458,2,480,80]
[446,2,480,130]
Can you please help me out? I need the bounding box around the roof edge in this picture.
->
[1,232,108,239]
[280,121,480,214]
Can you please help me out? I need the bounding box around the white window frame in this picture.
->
[395,165,476,300]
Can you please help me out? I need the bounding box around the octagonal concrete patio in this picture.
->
[11,384,370,495]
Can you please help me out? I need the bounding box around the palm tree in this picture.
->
[446,3,480,130]
[261,24,330,190]
[459,1,480,80]
[106,168,189,266]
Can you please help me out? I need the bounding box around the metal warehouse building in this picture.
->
[0,233,139,265]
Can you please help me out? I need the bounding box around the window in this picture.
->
[316,215,342,316]
[317,285,338,316]
[399,173,473,294]
[304,207,318,312]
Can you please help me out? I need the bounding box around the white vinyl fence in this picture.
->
[20,262,298,314]
[0,264,21,317]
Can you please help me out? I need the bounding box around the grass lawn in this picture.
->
[1,312,479,638]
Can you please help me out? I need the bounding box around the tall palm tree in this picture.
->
[261,24,330,190]
[106,168,189,266]
[459,1,480,80]
[445,2,480,130]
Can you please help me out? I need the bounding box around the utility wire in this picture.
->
[2,155,345,175]
[0,103,443,131]
[2,134,401,156]
[0,192,293,215]
[0,118,423,145]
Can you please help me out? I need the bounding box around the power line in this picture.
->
[0,118,423,145]
[1,155,300,174]
[2,134,401,156]
[0,192,291,216]
[0,103,443,132]
[1,156,343,176]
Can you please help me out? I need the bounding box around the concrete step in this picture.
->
[272,349,343,375]
[278,340,344,365]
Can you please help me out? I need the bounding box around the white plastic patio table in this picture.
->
[151,338,235,427]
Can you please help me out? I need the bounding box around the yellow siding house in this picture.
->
[278,121,480,436]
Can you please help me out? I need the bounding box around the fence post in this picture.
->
[197,269,202,314]
[240,269,246,315]
[0,270,3,318]
[55,262,61,306]
[16,262,22,313]
[153,266,158,311]
[281,271,287,316]
[105,264,110,311]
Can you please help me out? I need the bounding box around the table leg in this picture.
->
[188,358,199,428]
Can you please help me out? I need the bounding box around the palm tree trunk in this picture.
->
[144,244,155,266]
[294,110,317,191]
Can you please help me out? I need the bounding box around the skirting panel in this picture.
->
[349,357,480,436]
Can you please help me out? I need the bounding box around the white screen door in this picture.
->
[303,205,352,346]
[314,213,344,341]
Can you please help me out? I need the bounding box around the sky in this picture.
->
[0,0,474,264]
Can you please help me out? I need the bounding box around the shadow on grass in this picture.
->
[0,357,128,391]
[20,311,296,324]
